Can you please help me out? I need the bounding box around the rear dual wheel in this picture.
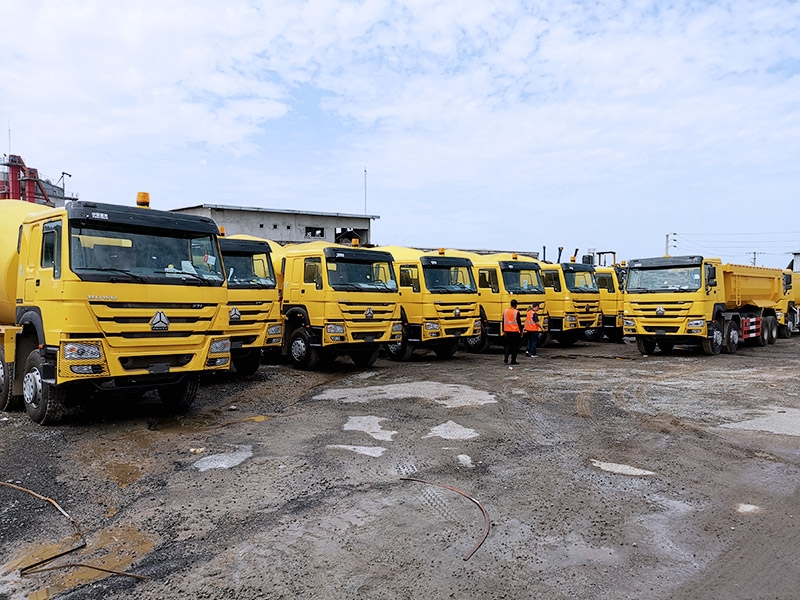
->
[722,320,739,354]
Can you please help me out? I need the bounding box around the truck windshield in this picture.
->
[563,270,599,293]
[501,267,544,293]
[326,258,398,292]
[224,252,276,289]
[69,224,225,286]
[423,265,477,293]
[626,266,702,293]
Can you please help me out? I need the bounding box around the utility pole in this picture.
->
[364,167,367,215]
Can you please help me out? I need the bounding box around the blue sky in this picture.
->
[2,0,799,267]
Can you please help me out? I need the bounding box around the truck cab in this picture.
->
[585,265,626,343]
[538,262,600,346]
[378,246,481,361]
[218,235,283,375]
[278,241,402,369]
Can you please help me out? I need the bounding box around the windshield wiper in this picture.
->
[153,269,218,286]
[80,267,149,283]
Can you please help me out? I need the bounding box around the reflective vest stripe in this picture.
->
[503,308,520,333]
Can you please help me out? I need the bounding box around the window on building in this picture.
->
[305,227,324,238]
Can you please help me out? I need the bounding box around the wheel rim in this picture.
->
[731,328,739,346]
[290,338,307,362]
[465,335,482,349]
[0,361,5,391]
[23,368,42,409]
[713,328,723,346]
[386,341,402,354]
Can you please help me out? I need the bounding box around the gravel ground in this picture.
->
[2,337,799,600]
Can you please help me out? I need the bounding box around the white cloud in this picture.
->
[1,0,799,264]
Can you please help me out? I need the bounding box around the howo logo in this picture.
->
[229,307,241,322]
[656,305,665,316]
[454,307,461,317]
[150,311,170,331]
[365,307,374,319]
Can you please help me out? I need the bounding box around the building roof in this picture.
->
[172,203,379,220]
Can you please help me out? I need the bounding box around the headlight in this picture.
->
[392,322,403,332]
[623,319,635,327]
[424,322,441,331]
[326,323,345,334]
[210,338,231,354]
[473,319,482,330]
[776,311,783,320]
[687,319,705,328]
[565,315,577,323]
[63,343,102,360]
[268,324,283,335]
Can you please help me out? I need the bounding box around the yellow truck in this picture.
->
[218,235,283,375]
[538,260,601,346]
[0,197,231,424]
[584,264,626,343]
[624,255,788,355]
[447,251,548,352]
[378,246,481,360]
[276,240,402,369]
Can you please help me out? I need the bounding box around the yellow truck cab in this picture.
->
[277,240,402,369]
[378,246,481,361]
[0,197,231,424]
[624,255,786,355]
[447,250,548,353]
[585,264,626,343]
[218,235,283,375]
[538,261,600,346]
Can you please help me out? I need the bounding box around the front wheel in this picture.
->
[386,331,413,362]
[288,328,321,370]
[556,331,580,347]
[636,337,657,355]
[0,347,21,412]
[22,350,67,425]
[464,329,488,353]
[702,321,723,355]
[157,373,200,412]
[350,346,379,367]
[433,339,459,359]
[232,349,262,377]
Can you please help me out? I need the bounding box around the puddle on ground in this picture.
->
[720,406,800,436]
[327,445,387,457]
[314,382,496,408]
[193,444,253,471]
[458,454,475,468]
[424,421,479,440]
[343,416,397,441]
[591,459,655,476]
[2,525,154,599]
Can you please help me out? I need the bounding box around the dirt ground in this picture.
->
[1,336,800,600]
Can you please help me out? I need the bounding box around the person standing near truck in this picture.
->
[503,299,523,364]
[524,303,542,357]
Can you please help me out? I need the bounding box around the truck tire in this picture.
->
[766,316,778,345]
[288,329,321,370]
[433,339,459,359]
[0,347,21,412]
[756,319,769,347]
[702,322,723,355]
[386,332,413,362]
[350,346,379,367]
[636,337,656,355]
[22,350,66,425]
[464,329,488,353]
[158,373,200,412]
[584,328,604,342]
[232,349,262,377]
[556,331,580,347]
[722,320,739,355]
[657,340,674,354]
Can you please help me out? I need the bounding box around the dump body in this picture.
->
[277,241,402,369]
[446,250,548,352]
[624,255,787,356]
[378,246,481,360]
[0,199,231,424]
[219,235,283,375]
[538,262,601,346]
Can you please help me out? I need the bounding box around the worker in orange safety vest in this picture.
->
[524,303,542,357]
[503,299,523,364]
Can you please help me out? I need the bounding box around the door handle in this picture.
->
[35,279,40,286]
